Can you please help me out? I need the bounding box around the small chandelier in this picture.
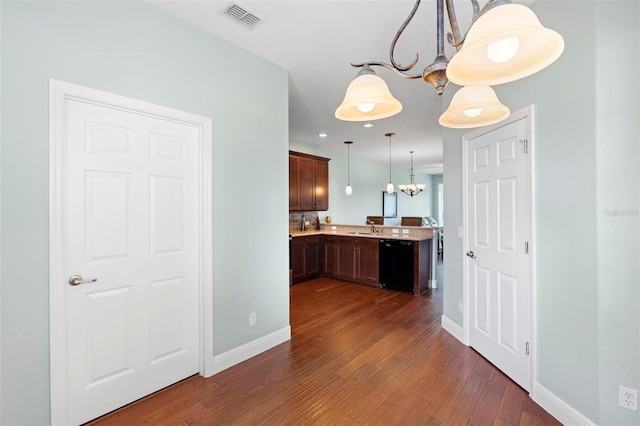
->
[335,0,564,128]
[344,140,353,195]
[398,151,426,197]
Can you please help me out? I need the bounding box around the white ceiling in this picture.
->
[148,0,531,174]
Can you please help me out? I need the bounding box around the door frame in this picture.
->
[48,79,214,423]
[461,105,537,391]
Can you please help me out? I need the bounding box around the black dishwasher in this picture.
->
[379,239,414,293]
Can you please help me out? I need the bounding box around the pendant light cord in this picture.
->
[347,143,350,185]
[387,133,393,183]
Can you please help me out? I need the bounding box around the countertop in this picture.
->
[291,225,435,242]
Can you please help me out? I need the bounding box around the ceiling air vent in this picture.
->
[222,3,264,30]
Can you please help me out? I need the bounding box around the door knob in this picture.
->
[466,250,476,259]
[68,275,98,286]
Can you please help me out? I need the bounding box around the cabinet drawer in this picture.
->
[292,235,320,246]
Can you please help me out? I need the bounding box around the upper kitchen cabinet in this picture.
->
[289,151,330,211]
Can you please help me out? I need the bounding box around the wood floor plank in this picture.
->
[495,381,527,425]
[86,276,559,426]
[468,380,508,426]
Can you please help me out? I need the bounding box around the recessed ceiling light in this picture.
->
[318,132,328,138]
[363,123,374,128]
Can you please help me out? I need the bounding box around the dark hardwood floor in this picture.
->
[89,277,560,425]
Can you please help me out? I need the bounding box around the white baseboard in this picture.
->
[209,326,291,376]
[533,383,596,426]
[441,314,465,344]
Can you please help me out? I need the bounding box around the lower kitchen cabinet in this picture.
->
[322,236,338,276]
[336,237,357,280]
[296,233,430,294]
[355,238,379,285]
[324,236,379,286]
[291,235,320,284]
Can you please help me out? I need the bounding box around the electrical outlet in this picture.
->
[619,386,638,411]
[249,312,256,326]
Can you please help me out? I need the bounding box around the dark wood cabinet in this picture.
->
[355,238,379,284]
[298,234,425,293]
[336,237,357,280]
[289,151,330,211]
[322,236,338,276]
[323,235,379,287]
[291,235,320,284]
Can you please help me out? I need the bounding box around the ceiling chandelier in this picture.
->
[398,151,427,197]
[335,0,564,128]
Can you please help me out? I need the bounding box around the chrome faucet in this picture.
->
[301,215,306,231]
[367,219,376,234]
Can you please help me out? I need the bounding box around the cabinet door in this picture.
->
[314,159,329,211]
[323,239,337,276]
[298,157,315,210]
[291,241,306,283]
[289,155,300,210]
[337,239,356,279]
[306,242,320,278]
[356,239,379,284]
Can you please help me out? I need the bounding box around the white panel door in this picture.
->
[63,98,199,424]
[465,116,532,391]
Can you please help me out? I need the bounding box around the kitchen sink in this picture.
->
[348,232,373,235]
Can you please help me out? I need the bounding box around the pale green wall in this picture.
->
[431,174,443,226]
[442,1,639,423]
[596,2,640,424]
[289,141,434,225]
[0,1,289,424]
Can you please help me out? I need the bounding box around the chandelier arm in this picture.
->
[389,0,422,72]
[350,61,423,80]
[445,0,479,49]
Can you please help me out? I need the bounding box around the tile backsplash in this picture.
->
[289,211,319,234]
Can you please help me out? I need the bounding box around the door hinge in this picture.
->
[519,139,529,154]
[525,241,529,254]
[526,342,530,355]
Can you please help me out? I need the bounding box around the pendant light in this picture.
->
[344,141,353,195]
[385,133,395,194]
[439,86,510,128]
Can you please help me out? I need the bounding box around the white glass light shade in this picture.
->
[345,185,352,195]
[386,182,394,194]
[464,107,483,118]
[335,73,403,121]
[439,86,510,129]
[416,183,427,191]
[446,4,564,86]
[397,184,406,192]
[487,36,519,64]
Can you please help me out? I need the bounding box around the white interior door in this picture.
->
[464,112,532,391]
[51,83,206,425]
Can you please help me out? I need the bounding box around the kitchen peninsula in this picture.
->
[291,223,436,295]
